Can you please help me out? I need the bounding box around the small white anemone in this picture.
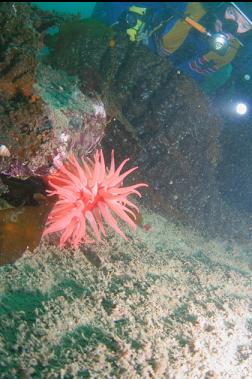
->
[0,144,11,157]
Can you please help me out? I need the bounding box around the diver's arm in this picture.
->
[178,37,241,82]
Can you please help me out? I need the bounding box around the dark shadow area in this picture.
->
[216,122,252,213]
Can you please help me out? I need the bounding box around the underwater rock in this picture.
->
[45,21,220,224]
[0,3,42,100]
[0,4,107,183]
[0,2,64,100]
[0,175,46,207]
[44,17,252,239]
[45,18,115,91]
[0,64,106,179]
[34,64,106,161]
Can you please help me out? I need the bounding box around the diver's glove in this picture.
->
[179,38,240,82]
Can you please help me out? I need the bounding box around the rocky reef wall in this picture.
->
[45,17,252,239]
[1,4,252,240]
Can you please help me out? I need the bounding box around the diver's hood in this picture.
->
[213,4,239,35]
[212,2,252,39]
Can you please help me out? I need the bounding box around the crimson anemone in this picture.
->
[43,150,147,248]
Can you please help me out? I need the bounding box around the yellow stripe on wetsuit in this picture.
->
[161,3,207,54]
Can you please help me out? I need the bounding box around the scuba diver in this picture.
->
[92,2,252,95]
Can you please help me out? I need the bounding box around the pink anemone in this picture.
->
[43,149,148,248]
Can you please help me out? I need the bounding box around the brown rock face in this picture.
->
[46,19,240,238]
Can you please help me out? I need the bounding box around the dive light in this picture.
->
[208,33,230,55]
[183,15,242,55]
